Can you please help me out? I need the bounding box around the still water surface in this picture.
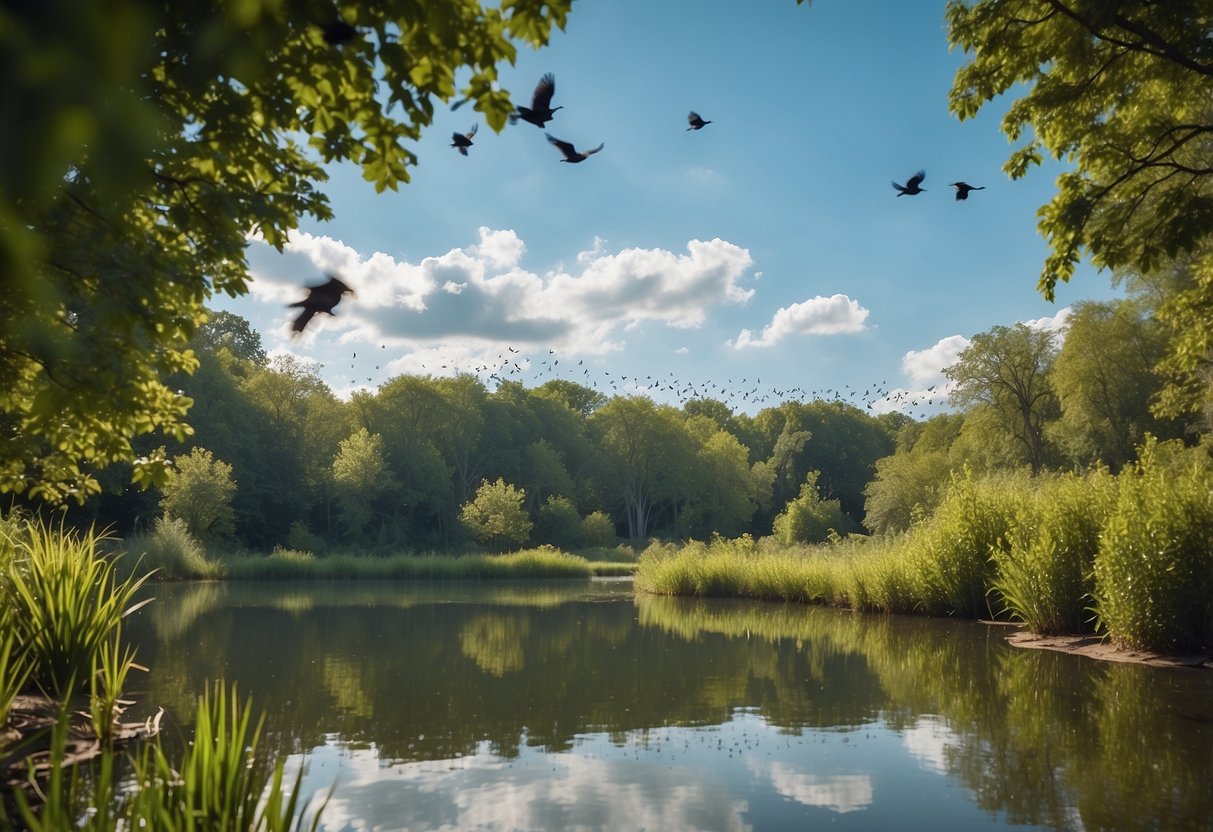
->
[124,579,1213,831]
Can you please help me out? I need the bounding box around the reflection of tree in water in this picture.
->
[144,581,226,641]
[639,593,1213,831]
[460,612,531,676]
[125,583,1213,829]
[323,655,374,719]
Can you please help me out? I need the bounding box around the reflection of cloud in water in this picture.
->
[902,716,959,774]
[747,759,872,814]
[292,739,750,831]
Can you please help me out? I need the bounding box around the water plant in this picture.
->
[2,519,152,696]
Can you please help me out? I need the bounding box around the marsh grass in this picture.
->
[1093,440,1213,652]
[992,471,1116,635]
[225,546,601,580]
[121,515,225,580]
[2,519,151,696]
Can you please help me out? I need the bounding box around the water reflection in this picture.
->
[124,581,1213,831]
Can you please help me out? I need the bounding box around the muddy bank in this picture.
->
[1005,629,1212,669]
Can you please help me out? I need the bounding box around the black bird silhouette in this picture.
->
[687,111,712,130]
[546,133,604,163]
[451,124,478,156]
[289,274,354,334]
[512,73,562,127]
[892,170,927,196]
[949,181,985,200]
[319,20,359,46]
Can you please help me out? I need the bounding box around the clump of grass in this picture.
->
[1093,439,1213,652]
[4,685,324,831]
[902,470,1029,618]
[2,519,152,696]
[122,515,225,580]
[992,470,1116,634]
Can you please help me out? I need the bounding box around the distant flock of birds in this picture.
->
[284,66,968,417]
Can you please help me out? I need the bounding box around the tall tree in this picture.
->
[0,0,572,503]
[948,2,1213,421]
[1049,299,1177,468]
[946,324,1060,474]
[589,398,696,541]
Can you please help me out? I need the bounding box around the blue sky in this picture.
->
[227,0,1120,418]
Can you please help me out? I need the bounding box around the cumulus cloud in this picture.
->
[1023,306,1072,335]
[731,294,870,349]
[901,334,970,386]
[248,229,754,354]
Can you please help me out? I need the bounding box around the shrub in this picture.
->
[535,495,583,549]
[580,511,617,548]
[159,446,237,542]
[124,515,224,580]
[459,478,533,552]
[772,471,854,545]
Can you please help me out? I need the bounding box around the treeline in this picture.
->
[58,283,1204,556]
[66,311,901,552]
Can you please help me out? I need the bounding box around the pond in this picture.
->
[123,579,1213,831]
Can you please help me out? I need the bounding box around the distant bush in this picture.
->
[284,521,327,556]
[580,511,617,548]
[123,515,224,580]
[535,495,583,549]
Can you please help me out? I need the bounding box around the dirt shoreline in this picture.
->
[1003,628,1213,669]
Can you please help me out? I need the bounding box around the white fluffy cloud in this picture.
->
[901,334,971,386]
[731,294,870,349]
[250,229,754,355]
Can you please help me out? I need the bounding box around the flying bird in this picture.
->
[949,181,986,200]
[289,274,354,334]
[546,133,604,163]
[687,111,712,130]
[512,73,562,127]
[892,170,927,196]
[451,124,478,156]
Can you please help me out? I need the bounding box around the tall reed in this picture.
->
[1093,439,1213,652]
[4,686,324,831]
[2,519,152,696]
[992,470,1116,634]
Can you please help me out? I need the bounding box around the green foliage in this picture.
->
[123,515,224,580]
[459,478,533,552]
[580,511,618,548]
[160,446,238,542]
[903,470,1029,618]
[992,470,1117,634]
[772,471,854,545]
[1,519,151,696]
[536,495,583,549]
[1093,438,1213,652]
[946,323,1060,473]
[331,427,392,540]
[1048,300,1177,468]
[0,0,573,504]
[225,548,595,580]
[947,1,1213,299]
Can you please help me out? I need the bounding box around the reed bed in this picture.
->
[636,444,1213,654]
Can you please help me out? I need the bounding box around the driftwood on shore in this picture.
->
[2,694,163,789]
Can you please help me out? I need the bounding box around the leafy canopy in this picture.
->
[947,1,1213,300]
[0,0,571,503]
